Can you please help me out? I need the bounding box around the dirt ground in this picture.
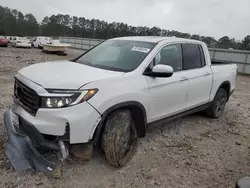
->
[0,47,250,188]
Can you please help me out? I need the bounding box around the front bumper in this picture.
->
[12,100,101,144]
[3,109,56,172]
[12,73,102,144]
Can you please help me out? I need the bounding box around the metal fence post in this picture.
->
[212,50,216,60]
[81,38,83,50]
[243,54,249,74]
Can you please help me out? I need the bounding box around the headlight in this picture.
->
[41,89,98,108]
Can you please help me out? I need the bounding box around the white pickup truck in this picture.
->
[4,36,237,172]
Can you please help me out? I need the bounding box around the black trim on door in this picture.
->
[148,102,211,127]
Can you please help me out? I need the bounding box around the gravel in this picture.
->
[1,47,250,188]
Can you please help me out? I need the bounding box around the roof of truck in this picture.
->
[111,36,203,44]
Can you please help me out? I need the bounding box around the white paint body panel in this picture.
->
[184,67,213,109]
[19,61,125,89]
[13,37,237,144]
[210,64,237,100]
[146,72,188,122]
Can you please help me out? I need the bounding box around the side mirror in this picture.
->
[144,64,173,78]
[236,177,250,188]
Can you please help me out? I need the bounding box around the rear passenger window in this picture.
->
[199,45,206,67]
[182,44,205,70]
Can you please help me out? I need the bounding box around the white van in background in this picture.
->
[32,37,52,48]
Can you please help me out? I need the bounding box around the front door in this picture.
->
[146,43,189,123]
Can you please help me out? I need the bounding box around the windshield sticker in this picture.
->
[131,47,150,53]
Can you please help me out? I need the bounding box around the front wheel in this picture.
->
[206,88,228,118]
[101,110,138,167]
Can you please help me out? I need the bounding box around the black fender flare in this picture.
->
[92,101,147,145]
[216,81,231,100]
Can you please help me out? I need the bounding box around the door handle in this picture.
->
[204,72,211,76]
[180,77,188,82]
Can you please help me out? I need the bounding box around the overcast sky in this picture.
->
[0,0,249,40]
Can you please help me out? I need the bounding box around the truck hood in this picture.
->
[19,61,125,89]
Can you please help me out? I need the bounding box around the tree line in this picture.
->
[0,5,250,50]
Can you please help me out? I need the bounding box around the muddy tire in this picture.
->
[206,88,228,118]
[101,110,138,167]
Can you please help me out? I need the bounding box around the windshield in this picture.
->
[75,40,156,72]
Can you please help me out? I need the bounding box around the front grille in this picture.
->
[14,79,40,115]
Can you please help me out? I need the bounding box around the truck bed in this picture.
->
[210,63,237,101]
[211,60,234,65]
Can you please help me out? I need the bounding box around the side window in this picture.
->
[182,44,204,70]
[199,45,206,67]
[155,44,183,72]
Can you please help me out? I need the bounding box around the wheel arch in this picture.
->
[218,81,231,101]
[92,101,147,145]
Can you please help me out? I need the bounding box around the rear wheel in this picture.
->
[101,110,138,167]
[206,88,228,118]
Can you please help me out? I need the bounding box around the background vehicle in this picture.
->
[9,36,17,45]
[4,36,237,172]
[32,36,52,48]
[5,36,11,43]
[11,37,31,48]
[0,36,8,47]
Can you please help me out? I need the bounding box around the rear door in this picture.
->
[182,43,213,109]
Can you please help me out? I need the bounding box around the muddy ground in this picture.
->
[0,47,250,188]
